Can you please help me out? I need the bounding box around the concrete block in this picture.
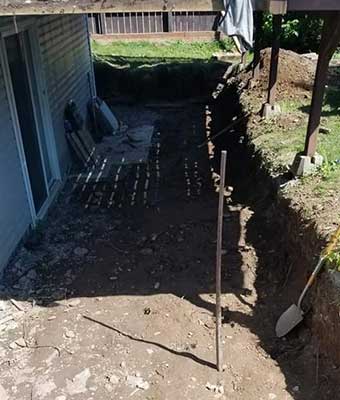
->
[291,153,321,177]
[261,103,281,119]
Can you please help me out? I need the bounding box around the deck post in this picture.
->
[252,11,264,80]
[304,13,340,156]
[267,14,282,106]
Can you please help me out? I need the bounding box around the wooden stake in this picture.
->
[216,150,227,372]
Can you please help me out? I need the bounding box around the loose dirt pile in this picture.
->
[247,48,316,102]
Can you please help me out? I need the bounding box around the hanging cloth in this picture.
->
[219,0,254,53]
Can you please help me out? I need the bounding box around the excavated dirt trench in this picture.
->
[0,66,339,399]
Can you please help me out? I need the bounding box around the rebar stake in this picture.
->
[216,150,227,372]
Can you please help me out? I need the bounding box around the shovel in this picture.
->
[276,225,340,338]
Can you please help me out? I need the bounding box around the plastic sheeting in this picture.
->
[219,0,254,52]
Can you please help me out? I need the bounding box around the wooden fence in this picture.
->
[88,11,220,35]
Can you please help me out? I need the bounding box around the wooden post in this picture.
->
[252,11,264,80]
[216,150,227,372]
[267,0,288,14]
[267,14,282,106]
[304,13,340,157]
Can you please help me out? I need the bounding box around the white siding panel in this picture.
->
[38,14,92,177]
[0,60,32,273]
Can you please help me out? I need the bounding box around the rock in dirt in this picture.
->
[67,299,81,307]
[73,247,89,257]
[15,337,27,347]
[144,307,151,315]
[126,375,150,390]
[109,374,120,384]
[66,368,91,395]
[9,341,17,350]
[65,330,75,339]
[206,382,224,394]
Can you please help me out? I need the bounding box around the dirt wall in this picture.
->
[243,126,340,369]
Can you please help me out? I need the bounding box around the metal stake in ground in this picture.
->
[216,150,227,372]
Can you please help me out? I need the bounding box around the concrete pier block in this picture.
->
[261,103,281,118]
[291,153,324,177]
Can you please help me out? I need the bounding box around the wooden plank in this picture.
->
[76,128,97,162]
[69,131,93,166]
[0,0,225,16]
[1,0,340,15]
[267,0,287,14]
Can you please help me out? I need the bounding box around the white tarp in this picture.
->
[219,0,254,53]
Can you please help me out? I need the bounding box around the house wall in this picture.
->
[38,14,93,176]
[0,14,93,273]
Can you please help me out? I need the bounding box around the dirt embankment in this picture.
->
[238,49,340,370]
[242,48,315,104]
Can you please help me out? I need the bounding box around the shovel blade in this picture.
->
[275,304,304,338]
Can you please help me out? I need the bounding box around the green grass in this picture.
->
[252,90,340,170]
[91,39,235,67]
[249,88,340,205]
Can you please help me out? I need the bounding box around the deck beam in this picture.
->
[0,0,225,15]
[1,0,340,16]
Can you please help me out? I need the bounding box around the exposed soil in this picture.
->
[0,94,337,400]
[240,49,340,375]
[243,48,316,104]
[1,63,340,399]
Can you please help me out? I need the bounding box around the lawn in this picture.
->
[91,38,235,67]
[251,91,340,173]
